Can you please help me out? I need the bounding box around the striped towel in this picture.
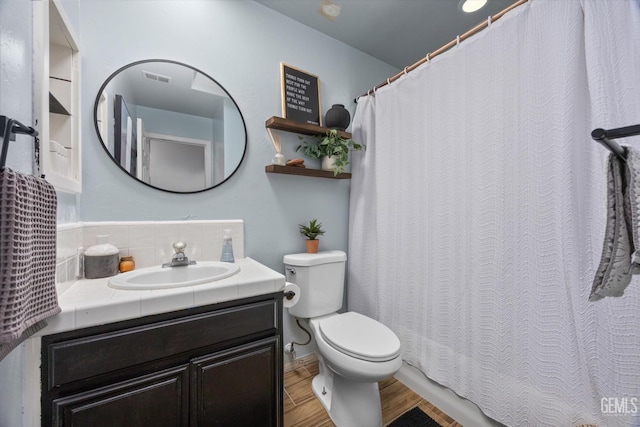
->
[0,168,60,361]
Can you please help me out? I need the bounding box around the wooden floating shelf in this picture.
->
[265,165,351,179]
[265,116,352,139]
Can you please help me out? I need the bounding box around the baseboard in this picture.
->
[394,362,504,427]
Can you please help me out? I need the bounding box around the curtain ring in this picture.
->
[404,67,408,75]
[387,78,391,86]
[367,89,372,96]
[426,53,430,62]
[487,15,492,26]
[456,35,460,46]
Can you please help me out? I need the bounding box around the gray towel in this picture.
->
[590,146,640,301]
[0,168,60,361]
[625,148,640,272]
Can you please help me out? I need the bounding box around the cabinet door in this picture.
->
[52,365,189,427]
[190,337,280,427]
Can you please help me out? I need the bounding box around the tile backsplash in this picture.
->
[56,220,244,295]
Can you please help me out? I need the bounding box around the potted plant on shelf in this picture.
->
[299,218,326,254]
[296,129,364,176]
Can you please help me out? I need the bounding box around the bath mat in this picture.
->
[388,407,441,427]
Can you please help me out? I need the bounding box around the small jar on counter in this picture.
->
[85,235,119,279]
[119,256,135,273]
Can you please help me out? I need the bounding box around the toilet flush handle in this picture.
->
[285,267,296,300]
[284,268,296,300]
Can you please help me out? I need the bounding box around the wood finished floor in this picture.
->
[284,360,462,427]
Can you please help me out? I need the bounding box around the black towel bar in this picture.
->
[592,124,640,162]
[0,115,40,173]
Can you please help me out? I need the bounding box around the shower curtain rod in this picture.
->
[355,0,529,102]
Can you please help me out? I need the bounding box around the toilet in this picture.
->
[284,250,402,427]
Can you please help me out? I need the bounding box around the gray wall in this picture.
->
[79,0,397,267]
[78,1,398,353]
[223,97,244,177]
[0,0,34,173]
[136,105,214,142]
[0,0,65,422]
[0,6,396,417]
[0,2,33,423]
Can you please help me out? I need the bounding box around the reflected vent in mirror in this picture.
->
[141,70,172,84]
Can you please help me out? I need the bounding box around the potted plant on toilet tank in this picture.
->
[299,218,325,253]
[297,129,364,175]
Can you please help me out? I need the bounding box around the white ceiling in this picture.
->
[255,0,519,69]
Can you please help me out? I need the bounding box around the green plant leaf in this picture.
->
[296,130,365,174]
[298,218,326,240]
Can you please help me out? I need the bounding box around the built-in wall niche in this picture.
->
[34,0,82,193]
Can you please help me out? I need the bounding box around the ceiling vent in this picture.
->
[141,70,172,84]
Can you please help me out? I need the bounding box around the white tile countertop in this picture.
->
[38,258,286,337]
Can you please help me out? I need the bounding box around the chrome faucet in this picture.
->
[162,241,196,268]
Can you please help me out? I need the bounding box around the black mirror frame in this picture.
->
[93,59,248,194]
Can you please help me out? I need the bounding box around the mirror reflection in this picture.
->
[94,59,247,193]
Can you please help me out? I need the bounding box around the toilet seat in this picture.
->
[318,312,401,362]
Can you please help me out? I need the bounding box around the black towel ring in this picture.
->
[0,115,41,175]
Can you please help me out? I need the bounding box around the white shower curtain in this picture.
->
[348,1,640,426]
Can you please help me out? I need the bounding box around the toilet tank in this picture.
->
[284,250,346,318]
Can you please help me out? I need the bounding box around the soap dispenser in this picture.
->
[220,229,235,263]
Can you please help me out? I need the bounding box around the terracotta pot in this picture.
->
[306,239,319,254]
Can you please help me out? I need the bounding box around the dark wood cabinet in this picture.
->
[52,365,190,427]
[41,293,283,427]
[191,338,278,427]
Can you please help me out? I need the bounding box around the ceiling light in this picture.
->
[459,0,488,13]
[319,0,341,21]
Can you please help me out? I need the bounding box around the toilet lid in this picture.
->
[318,312,401,362]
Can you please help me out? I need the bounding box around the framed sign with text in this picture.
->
[280,63,321,126]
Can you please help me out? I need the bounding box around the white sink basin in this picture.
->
[108,262,240,290]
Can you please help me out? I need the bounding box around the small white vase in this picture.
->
[272,153,286,165]
[321,155,337,172]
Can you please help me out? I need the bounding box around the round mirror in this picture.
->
[93,59,247,193]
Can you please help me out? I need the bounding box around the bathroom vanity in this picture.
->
[34,256,285,427]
